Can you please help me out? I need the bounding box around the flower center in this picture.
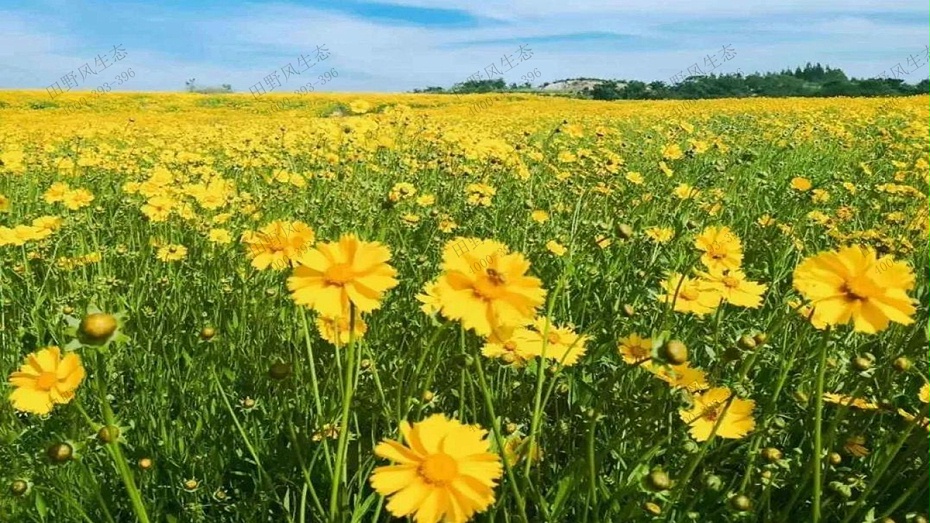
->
[35,372,58,391]
[707,242,727,259]
[722,276,740,288]
[324,263,355,285]
[841,280,869,301]
[486,268,506,285]
[503,341,518,352]
[703,407,720,422]
[546,332,561,345]
[680,287,699,301]
[419,453,458,485]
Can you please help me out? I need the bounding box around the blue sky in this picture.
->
[1,0,927,93]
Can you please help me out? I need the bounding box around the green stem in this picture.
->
[329,305,359,522]
[811,328,831,523]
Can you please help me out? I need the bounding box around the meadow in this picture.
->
[0,91,927,523]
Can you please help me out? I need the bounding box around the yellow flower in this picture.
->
[156,244,188,262]
[920,383,929,404]
[241,220,315,270]
[658,273,719,316]
[435,238,546,336]
[679,387,755,442]
[416,194,436,207]
[288,234,399,318]
[697,269,767,309]
[645,362,709,392]
[530,210,549,223]
[673,184,699,199]
[416,280,442,315]
[389,182,417,202]
[61,189,94,210]
[625,171,644,185]
[32,216,63,234]
[370,415,502,523]
[792,246,916,333]
[662,143,684,160]
[316,313,368,346]
[694,225,743,272]
[822,393,878,410]
[481,325,536,366]
[208,229,233,244]
[645,227,674,244]
[790,177,812,191]
[141,195,175,222]
[43,182,71,204]
[0,194,9,213]
[617,334,653,365]
[8,347,85,415]
[349,100,371,114]
[545,240,566,256]
[512,318,588,366]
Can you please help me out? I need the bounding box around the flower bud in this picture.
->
[47,442,74,464]
[621,304,635,318]
[753,332,768,346]
[660,340,688,364]
[97,425,120,444]
[643,502,662,516]
[617,224,634,239]
[269,362,291,380]
[737,335,757,351]
[761,447,782,462]
[703,474,723,491]
[138,457,153,470]
[10,480,29,496]
[200,326,216,340]
[646,470,671,491]
[730,494,751,512]
[892,357,911,372]
[78,313,118,346]
[828,452,842,466]
[851,355,872,371]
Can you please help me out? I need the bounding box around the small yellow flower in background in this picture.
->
[0,194,9,213]
[370,414,502,523]
[618,334,653,364]
[416,194,435,207]
[645,362,709,392]
[503,434,542,468]
[673,184,699,200]
[348,100,371,114]
[465,183,496,207]
[481,325,537,366]
[920,383,929,404]
[546,240,566,256]
[757,214,776,227]
[625,171,644,185]
[141,195,175,222]
[8,347,85,415]
[316,313,368,346]
[44,182,70,204]
[594,234,612,249]
[388,182,417,202]
[822,393,878,411]
[658,161,674,177]
[416,280,442,315]
[435,238,545,336]
[697,269,767,309]
[288,234,399,318]
[208,229,233,244]
[790,177,812,191]
[843,435,870,457]
[156,244,188,262]
[811,189,830,203]
[792,246,916,333]
[662,143,684,160]
[645,226,674,244]
[659,273,719,316]
[513,318,588,366]
[694,225,743,272]
[241,220,315,270]
[32,216,63,234]
[679,387,755,442]
[531,210,549,223]
[61,189,95,210]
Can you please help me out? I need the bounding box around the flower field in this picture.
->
[0,91,927,522]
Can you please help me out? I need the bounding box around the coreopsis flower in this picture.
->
[370,415,502,523]
[694,226,743,272]
[156,244,188,262]
[208,228,233,244]
[140,196,175,222]
[416,280,442,315]
[625,171,644,185]
[503,434,542,467]
[316,313,368,346]
[530,210,549,223]
[792,246,916,333]
[512,318,588,366]
[288,234,399,318]
[241,220,315,270]
[645,362,709,392]
[32,216,63,235]
[435,238,545,336]
[61,189,94,210]
[546,240,567,256]
[465,183,496,207]
[43,182,70,204]
[662,143,684,160]
[822,393,878,411]
[349,100,371,114]
[0,194,9,213]
[920,383,929,404]
[659,273,719,316]
[645,227,674,244]
[790,177,812,191]
[618,334,653,365]
[697,269,767,309]
[481,325,536,366]
[679,387,755,442]
[8,347,85,415]
[388,182,417,202]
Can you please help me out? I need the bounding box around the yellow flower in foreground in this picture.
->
[370,414,502,523]
[659,273,719,316]
[481,325,537,366]
[61,189,95,210]
[44,182,70,204]
[790,177,812,191]
[679,387,755,442]
[694,225,743,272]
[436,238,545,336]
[241,220,315,270]
[792,246,916,333]
[697,269,767,309]
[625,171,644,185]
[288,234,399,318]
[8,347,85,415]
[618,334,653,365]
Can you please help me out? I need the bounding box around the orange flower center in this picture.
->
[841,280,869,301]
[702,407,720,422]
[473,269,507,300]
[35,372,58,391]
[722,276,740,288]
[706,242,728,260]
[503,341,518,352]
[419,453,458,485]
[324,263,355,285]
[546,332,561,345]
[486,268,507,285]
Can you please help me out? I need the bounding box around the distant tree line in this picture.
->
[414,63,929,99]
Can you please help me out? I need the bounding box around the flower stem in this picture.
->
[811,328,831,523]
[329,305,359,522]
